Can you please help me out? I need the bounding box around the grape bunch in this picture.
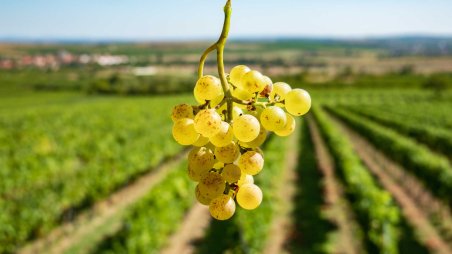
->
[171,65,311,220]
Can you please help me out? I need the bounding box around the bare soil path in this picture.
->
[332,115,452,254]
[307,116,363,254]
[159,203,211,254]
[18,150,189,254]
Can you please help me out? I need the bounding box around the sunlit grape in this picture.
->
[172,118,199,145]
[230,65,251,87]
[233,114,260,142]
[187,147,215,181]
[194,109,222,137]
[275,113,296,137]
[240,70,266,93]
[232,86,253,101]
[237,173,254,186]
[285,88,311,116]
[239,126,267,148]
[222,164,241,183]
[260,106,287,131]
[270,82,291,102]
[195,185,212,205]
[209,194,236,220]
[194,75,223,101]
[236,184,263,210]
[238,151,264,176]
[199,172,225,199]
[210,121,233,147]
[215,141,240,163]
[171,104,194,122]
[193,135,210,147]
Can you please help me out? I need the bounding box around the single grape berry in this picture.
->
[236,184,263,210]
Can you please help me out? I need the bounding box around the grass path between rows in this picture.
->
[18,149,189,254]
[333,115,452,254]
[307,116,364,254]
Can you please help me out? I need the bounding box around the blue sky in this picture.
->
[0,0,451,40]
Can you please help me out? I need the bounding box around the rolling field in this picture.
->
[1,86,452,254]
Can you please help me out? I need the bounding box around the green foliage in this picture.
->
[327,107,452,204]
[0,95,189,253]
[423,73,451,96]
[92,160,195,254]
[312,106,401,254]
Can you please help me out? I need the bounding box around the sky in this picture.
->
[0,0,451,41]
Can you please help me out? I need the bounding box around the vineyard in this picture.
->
[0,87,451,254]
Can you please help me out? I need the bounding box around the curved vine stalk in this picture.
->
[198,0,233,122]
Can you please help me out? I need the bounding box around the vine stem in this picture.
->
[198,0,233,123]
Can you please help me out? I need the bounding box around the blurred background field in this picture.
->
[1,0,452,254]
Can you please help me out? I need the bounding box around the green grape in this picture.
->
[172,118,199,145]
[215,141,240,163]
[195,185,212,205]
[270,82,291,102]
[260,106,287,131]
[238,151,264,176]
[193,135,210,147]
[171,104,194,122]
[210,121,233,147]
[233,114,260,142]
[194,109,222,137]
[239,126,267,148]
[199,172,225,199]
[230,65,251,87]
[209,194,236,220]
[237,173,254,186]
[285,88,311,116]
[194,75,223,101]
[222,164,241,183]
[232,86,253,101]
[240,70,266,93]
[187,147,215,181]
[275,113,296,137]
[236,184,262,210]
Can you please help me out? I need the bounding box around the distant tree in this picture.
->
[423,74,448,97]
[399,64,415,75]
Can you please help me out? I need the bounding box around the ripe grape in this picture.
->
[270,82,291,102]
[194,109,222,137]
[222,164,241,183]
[260,106,287,131]
[199,172,225,199]
[187,147,215,181]
[237,173,254,186]
[209,194,236,220]
[195,185,212,205]
[285,88,311,116]
[172,118,199,145]
[238,151,264,176]
[236,184,263,210]
[239,127,267,148]
[215,141,240,163]
[260,76,273,97]
[240,70,266,93]
[210,121,233,147]
[193,135,209,147]
[275,113,296,137]
[194,75,223,101]
[171,104,194,122]
[232,86,253,101]
[230,65,251,87]
[233,114,260,142]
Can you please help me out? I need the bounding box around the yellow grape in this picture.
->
[187,147,215,181]
[194,109,222,137]
[213,161,224,170]
[230,65,251,87]
[238,151,264,176]
[237,173,254,186]
[215,141,240,163]
[210,94,225,108]
[233,114,260,142]
[199,172,225,199]
[193,135,210,147]
[171,104,194,122]
[240,70,266,93]
[172,118,199,145]
[209,194,236,220]
[232,106,243,120]
[259,76,273,97]
[222,164,241,183]
[239,127,267,148]
[210,121,233,147]
[195,185,212,205]
[275,113,296,137]
[285,89,311,116]
[270,82,292,102]
[232,86,253,101]
[236,184,263,210]
[194,75,223,101]
[260,106,287,131]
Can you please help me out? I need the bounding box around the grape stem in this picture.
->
[198,0,233,123]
